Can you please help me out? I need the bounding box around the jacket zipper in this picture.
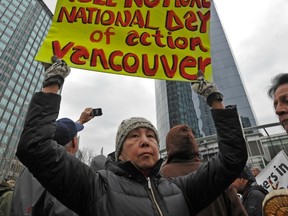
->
[147,177,164,216]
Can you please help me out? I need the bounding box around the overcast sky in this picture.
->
[42,0,288,156]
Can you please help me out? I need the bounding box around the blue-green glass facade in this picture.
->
[156,1,257,150]
[0,0,52,180]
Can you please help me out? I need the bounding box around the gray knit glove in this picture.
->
[42,56,70,89]
[191,70,223,106]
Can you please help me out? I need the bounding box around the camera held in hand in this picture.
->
[91,108,103,116]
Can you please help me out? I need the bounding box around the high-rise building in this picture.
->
[155,1,258,150]
[0,0,52,180]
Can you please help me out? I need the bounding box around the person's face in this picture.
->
[119,128,159,171]
[232,178,246,193]
[251,168,260,177]
[274,83,288,133]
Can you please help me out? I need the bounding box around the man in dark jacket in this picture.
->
[16,57,247,216]
[232,166,268,216]
[161,124,248,216]
[12,109,94,216]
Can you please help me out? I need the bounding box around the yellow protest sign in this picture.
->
[36,0,212,81]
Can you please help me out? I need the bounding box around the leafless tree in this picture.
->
[77,146,97,165]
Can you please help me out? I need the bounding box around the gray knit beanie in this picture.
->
[115,117,159,161]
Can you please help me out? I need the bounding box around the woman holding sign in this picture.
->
[16,57,247,216]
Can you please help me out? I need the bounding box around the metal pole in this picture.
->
[263,128,277,157]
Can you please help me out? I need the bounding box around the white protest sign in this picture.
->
[256,150,288,192]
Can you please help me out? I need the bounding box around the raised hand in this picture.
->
[42,56,71,89]
[191,70,223,107]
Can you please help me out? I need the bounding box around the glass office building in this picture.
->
[0,0,52,180]
[155,1,258,150]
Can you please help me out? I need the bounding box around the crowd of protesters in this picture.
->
[0,58,288,216]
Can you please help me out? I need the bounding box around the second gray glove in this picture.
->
[191,70,223,106]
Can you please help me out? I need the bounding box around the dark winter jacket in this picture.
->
[161,159,248,216]
[161,123,247,216]
[16,92,247,216]
[11,168,78,216]
[241,182,268,216]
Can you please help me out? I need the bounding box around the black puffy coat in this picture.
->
[16,92,247,216]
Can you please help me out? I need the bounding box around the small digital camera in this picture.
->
[91,108,103,116]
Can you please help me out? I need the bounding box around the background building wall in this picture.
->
[0,0,52,181]
[210,2,257,128]
[155,1,257,150]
